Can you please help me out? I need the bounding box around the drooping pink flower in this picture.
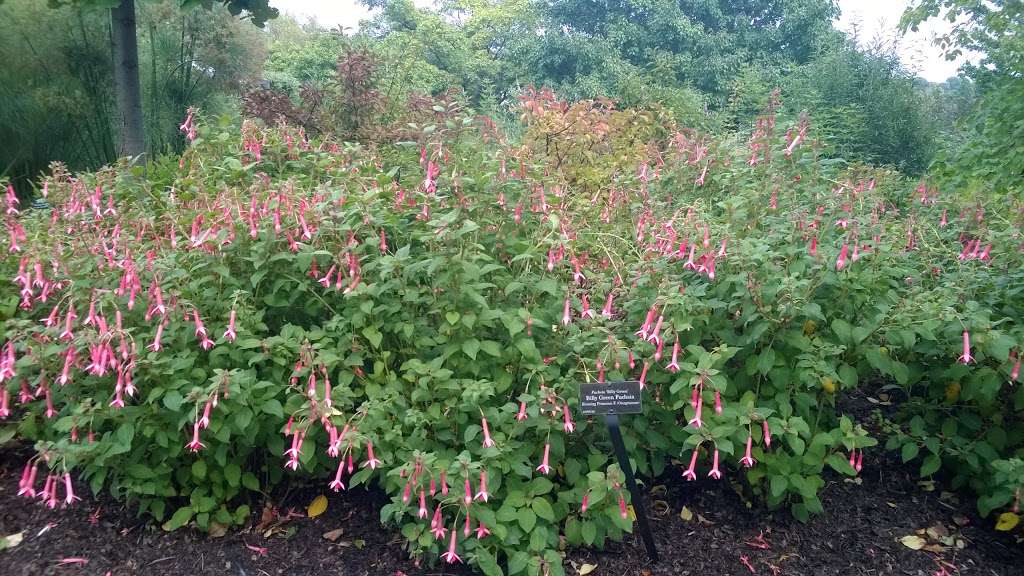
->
[562,403,575,433]
[475,470,489,502]
[682,450,699,481]
[1011,349,1021,382]
[836,243,849,271]
[714,390,722,414]
[958,331,973,364]
[601,292,614,318]
[634,305,657,340]
[581,492,589,514]
[763,420,772,448]
[328,459,346,491]
[739,434,756,468]
[430,505,447,540]
[646,315,664,346]
[536,443,552,475]
[481,417,495,448]
[441,525,462,564]
[580,294,596,319]
[562,296,572,326]
[223,309,237,342]
[362,441,382,470]
[666,336,681,372]
[808,236,818,257]
[516,400,528,421]
[440,470,448,495]
[855,450,864,473]
[198,401,213,429]
[708,448,722,479]
[638,361,649,388]
[849,449,857,471]
[475,521,491,539]
[463,512,472,538]
[618,491,628,519]
[63,473,81,506]
[18,461,38,497]
[463,477,473,506]
[185,422,205,452]
[0,386,9,418]
[688,395,703,429]
[418,489,428,518]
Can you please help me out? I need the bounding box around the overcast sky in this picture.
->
[270,0,968,82]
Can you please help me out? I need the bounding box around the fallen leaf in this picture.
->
[649,485,667,498]
[627,505,637,521]
[886,502,898,508]
[996,512,1020,531]
[696,513,715,525]
[322,528,344,542]
[926,523,948,539]
[900,535,926,550]
[578,563,597,575]
[923,544,948,553]
[0,532,24,550]
[651,499,670,516]
[952,515,970,527]
[307,495,328,518]
[208,522,227,538]
[679,506,694,522]
[353,539,365,549]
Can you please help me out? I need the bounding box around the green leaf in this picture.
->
[901,442,920,463]
[446,311,460,325]
[475,546,504,576]
[462,338,480,360]
[162,506,194,531]
[192,460,207,480]
[242,472,260,491]
[508,551,530,575]
[920,454,941,477]
[532,498,555,521]
[517,507,537,532]
[362,326,383,349]
[224,463,241,487]
[581,521,597,545]
[769,475,788,497]
[163,390,184,411]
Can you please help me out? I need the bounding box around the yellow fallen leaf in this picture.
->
[0,532,24,550]
[995,512,1019,531]
[627,504,636,521]
[578,563,597,575]
[900,535,926,550]
[307,494,328,518]
[679,506,693,522]
[322,528,344,541]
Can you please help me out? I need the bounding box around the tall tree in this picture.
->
[48,0,278,160]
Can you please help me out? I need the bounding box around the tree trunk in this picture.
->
[110,0,145,160]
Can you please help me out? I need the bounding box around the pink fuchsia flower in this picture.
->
[762,420,772,448]
[481,417,495,448]
[328,459,346,491]
[562,296,572,326]
[808,236,817,257]
[475,521,491,539]
[418,489,428,518]
[430,509,447,540]
[440,470,449,495]
[464,477,473,506]
[562,403,575,433]
[198,401,213,429]
[688,395,703,429]
[185,422,205,452]
[581,492,589,514]
[682,450,699,481]
[463,512,472,538]
[536,443,552,475]
[362,441,382,470]
[18,461,38,497]
[475,470,489,502]
[739,434,756,468]
[601,292,614,318]
[580,294,596,319]
[654,337,665,362]
[708,448,722,480]
[836,244,849,271]
[441,525,462,564]
[646,315,664,346]
[223,310,237,342]
[848,449,857,471]
[638,361,650,389]
[0,386,9,418]
[855,450,864,473]
[516,401,528,421]
[618,491,628,519]
[939,209,948,227]
[634,305,657,340]
[666,337,681,372]
[402,481,412,504]
[63,473,80,506]
[958,331,974,364]
[148,322,165,353]
[1011,349,1021,382]
[714,390,723,414]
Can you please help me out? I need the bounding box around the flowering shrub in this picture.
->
[2,92,1023,574]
